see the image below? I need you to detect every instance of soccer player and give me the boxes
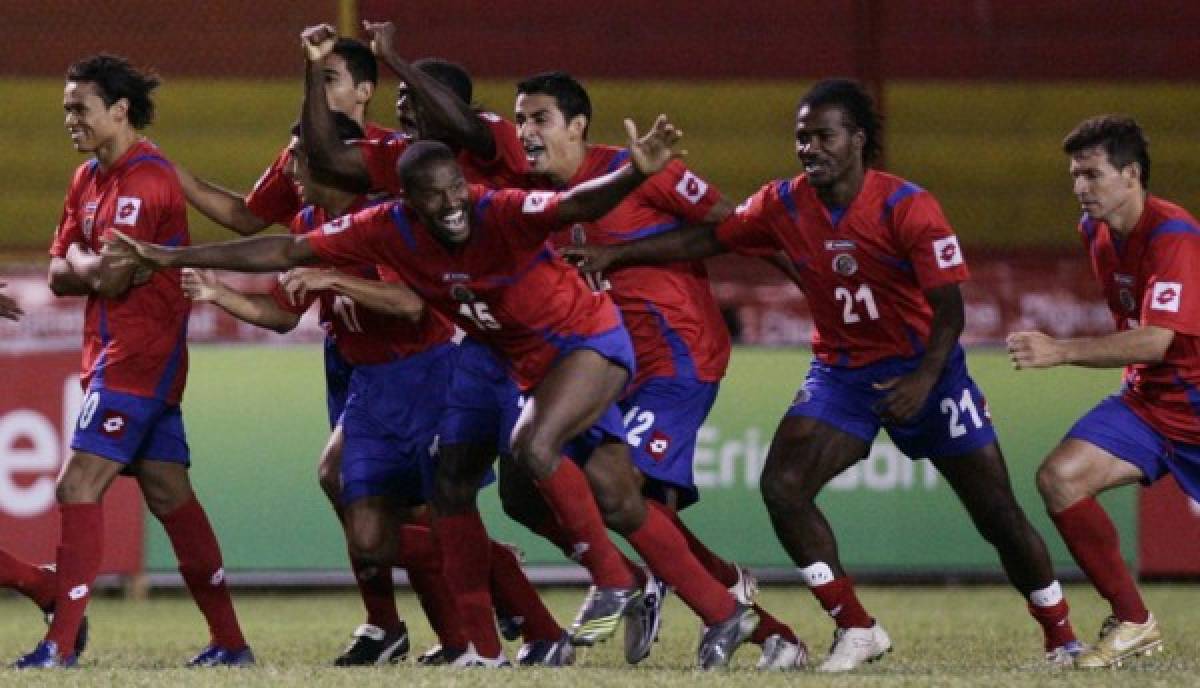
[104,119,759,670]
[563,79,1081,671]
[1007,115,1198,668]
[508,71,807,670]
[0,282,23,319]
[13,54,251,669]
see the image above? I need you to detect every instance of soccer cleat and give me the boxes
[697,603,759,670]
[416,643,466,666]
[756,633,809,671]
[333,623,410,666]
[12,640,77,669]
[516,631,576,667]
[187,643,256,668]
[568,585,642,646]
[1045,639,1086,667]
[37,564,90,659]
[729,564,759,606]
[1075,614,1162,669]
[624,570,668,664]
[816,622,892,672]
[449,643,511,668]
[495,542,527,641]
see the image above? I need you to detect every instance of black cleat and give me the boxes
[333,623,409,667]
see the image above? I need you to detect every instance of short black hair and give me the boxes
[413,58,473,104]
[291,112,364,143]
[332,37,378,85]
[516,71,592,137]
[66,54,160,129]
[797,79,883,165]
[1062,115,1150,187]
[397,140,460,190]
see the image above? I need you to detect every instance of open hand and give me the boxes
[873,371,937,424]
[102,229,168,270]
[558,244,619,274]
[180,268,223,303]
[280,267,337,306]
[626,115,685,177]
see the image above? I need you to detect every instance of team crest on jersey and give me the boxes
[114,197,142,226]
[321,216,352,235]
[675,171,708,204]
[522,191,553,214]
[1150,281,1182,313]
[449,283,475,303]
[1118,288,1137,313]
[824,239,856,251]
[832,253,858,276]
[1113,273,1135,287]
[933,236,964,269]
[646,430,671,461]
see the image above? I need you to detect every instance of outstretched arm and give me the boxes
[363,20,494,159]
[182,268,301,333]
[1007,325,1174,369]
[103,229,319,273]
[280,267,426,321]
[300,24,372,193]
[175,165,271,236]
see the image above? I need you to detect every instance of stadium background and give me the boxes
[1,0,1198,587]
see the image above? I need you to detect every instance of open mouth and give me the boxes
[803,160,829,176]
[523,143,547,164]
[439,207,467,234]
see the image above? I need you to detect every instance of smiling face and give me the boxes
[406,158,471,243]
[63,80,123,153]
[1069,145,1141,222]
[514,92,586,177]
[794,103,864,190]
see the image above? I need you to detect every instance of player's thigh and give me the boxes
[1037,438,1145,511]
[514,349,629,453]
[762,415,871,501]
[583,439,646,514]
[931,442,1026,518]
[57,451,125,503]
[133,459,195,517]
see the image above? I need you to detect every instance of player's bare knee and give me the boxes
[1035,455,1087,510]
[512,433,560,480]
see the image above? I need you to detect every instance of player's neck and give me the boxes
[1104,190,1147,237]
[816,168,866,208]
[548,143,588,187]
[349,105,367,127]
[321,192,358,218]
[94,129,140,170]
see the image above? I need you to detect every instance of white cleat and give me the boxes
[1044,639,1086,668]
[756,633,809,671]
[816,622,892,672]
[1076,613,1162,669]
[449,643,511,668]
[729,564,759,606]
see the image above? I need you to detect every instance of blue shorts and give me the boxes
[619,376,720,509]
[324,338,355,429]
[785,345,996,460]
[548,323,637,384]
[340,343,457,506]
[71,386,189,466]
[1067,395,1200,501]
[439,338,521,455]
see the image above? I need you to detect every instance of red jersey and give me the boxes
[271,200,455,366]
[245,122,394,227]
[1081,195,1200,444]
[539,146,730,386]
[49,140,191,403]
[358,112,528,194]
[716,169,969,367]
[306,185,623,389]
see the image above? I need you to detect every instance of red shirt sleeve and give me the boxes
[245,147,302,227]
[466,113,529,186]
[714,182,784,257]
[49,165,89,257]
[636,160,722,223]
[893,191,970,290]
[482,186,564,250]
[305,203,397,268]
[358,135,408,196]
[1142,231,1200,336]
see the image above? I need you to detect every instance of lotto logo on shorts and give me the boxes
[647,430,671,461]
[933,236,963,269]
[1151,281,1182,312]
[114,197,142,226]
[100,410,129,439]
[675,171,708,204]
[522,191,553,214]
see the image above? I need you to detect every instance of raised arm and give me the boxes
[280,267,426,321]
[103,229,319,274]
[175,165,271,236]
[300,25,372,193]
[1007,325,1174,370]
[363,20,494,159]
[182,268,301,333]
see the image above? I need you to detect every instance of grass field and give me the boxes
[1,585,1197,685]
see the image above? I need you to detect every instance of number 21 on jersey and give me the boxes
[835,284,879,323]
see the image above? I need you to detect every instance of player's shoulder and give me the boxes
[868,169,930,210]
[120,142,179,183]
[589,144,631,173]
[1145,196,1200,243]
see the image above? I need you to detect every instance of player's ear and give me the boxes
[851,127,866,154]
[1121,161,1141,188]
[110,97,130,123]
[568,114,589,140]
[356,80,374,105]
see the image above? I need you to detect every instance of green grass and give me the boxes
[2,585,1197,685]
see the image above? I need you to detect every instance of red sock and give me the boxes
[350,557,401,632]
[159,496,247,650]
[396,524,466,648]
[432,511,502,657]
[534,459,635,588]
[0,547,56,610]
[45,503,103,654]
[1029,601,1077,650]
[1051,497,1148,623]
[810,577,873,629]
[660,505,742,587]
[750,606,799,645]
[626,504,735,625]
[489,540,561,642]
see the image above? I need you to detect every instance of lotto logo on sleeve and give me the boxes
[100,410,129,439]
[321,216,352,235]
[646,430,671,461]
[114,197,142,226]
[933,236,964,269]
[1151,281,1183,312]
[675,171,708,204]
[522,191,553,214]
